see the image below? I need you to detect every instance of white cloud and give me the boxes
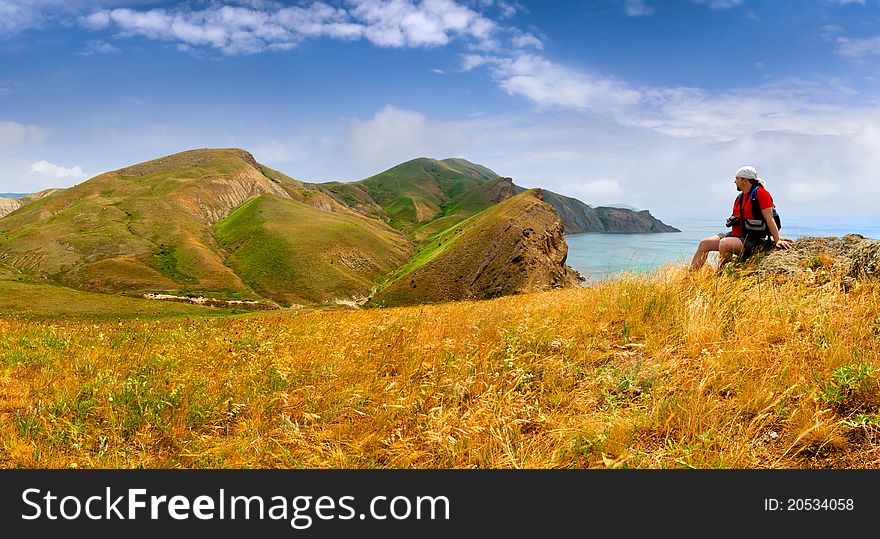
[624,0,655,17]
[77,39,121,55]
[73,1,500,55]
[0,0,131,37]
[571,179,623,203]
[619,81,866,141]
[350,0,496,48]
[510,32,542,49]
[78,9,111,30]
[691,0,744,9]
[29,160,86,179]
[476,53,642,110]
[461,52,492,70]
[0,157,88,192]
[252,142,307,164]
[836,35,880,58]
[0,0,51,37]
[0,121,48,148]
[347,105,450,168]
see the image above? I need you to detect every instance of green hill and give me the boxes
[0,149,409,305]
[215,194,410,306]
[319,157,499,232]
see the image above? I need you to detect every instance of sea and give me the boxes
[565,213,880,283]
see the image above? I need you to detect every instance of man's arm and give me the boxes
[762,207,791,249]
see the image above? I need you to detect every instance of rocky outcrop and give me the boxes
[491,177,518,204]
[371,189,583,307]
[746,234,880,284]
[177,169,291,225]
[0,198,20,219]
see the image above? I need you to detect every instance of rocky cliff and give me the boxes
[371,189,583,307]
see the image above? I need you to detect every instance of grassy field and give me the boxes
[1,265,878,468]
[0,278,241,321]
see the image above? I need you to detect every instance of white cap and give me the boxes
[735,165,765,186]
[735,165,759,180]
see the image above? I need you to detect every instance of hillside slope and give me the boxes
[0,149,407,302]
[319,157,498,231]
[370,189,582,307]
[0,189,65,219]
[215,194,411,306]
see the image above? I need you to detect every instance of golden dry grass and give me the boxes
[1,265,879,469]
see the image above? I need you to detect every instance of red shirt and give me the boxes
[731,186,773,237]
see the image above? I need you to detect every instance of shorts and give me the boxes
[716,232,772,260]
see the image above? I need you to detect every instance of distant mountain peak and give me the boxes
[117,148,258,177]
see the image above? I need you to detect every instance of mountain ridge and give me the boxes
[0,148,676,307]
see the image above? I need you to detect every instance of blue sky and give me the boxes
[2,0,880,219]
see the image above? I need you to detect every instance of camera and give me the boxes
[725,216,741,228]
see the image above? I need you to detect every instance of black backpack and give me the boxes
[738,185,781,238]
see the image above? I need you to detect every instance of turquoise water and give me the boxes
[566,214,880,283]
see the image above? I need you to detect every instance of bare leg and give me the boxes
[718,236,744,268]
[690,236,722,270]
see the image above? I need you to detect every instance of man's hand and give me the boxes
[775,239,792,249]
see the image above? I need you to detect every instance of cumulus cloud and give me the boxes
[466,53,642,110]
[0,0,52,37]
[0,0,132,38]
[624,0,655,17]
[510,32,542,49]
[29,160,87,179]
[0,121,48,148]
[347,105,448,168]
[74,1,499,55]
[0,157,88,192]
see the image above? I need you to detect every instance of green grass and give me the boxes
[215,194,410,306]
[0,279,237,321]
[352,158,498,231]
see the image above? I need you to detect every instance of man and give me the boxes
[690,166,792,270]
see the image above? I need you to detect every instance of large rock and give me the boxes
[746,234,880,282]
